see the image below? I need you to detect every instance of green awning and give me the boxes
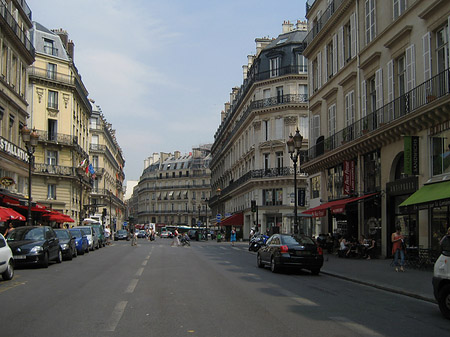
[399,180,450,207]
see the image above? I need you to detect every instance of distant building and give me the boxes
[209,21,309,239]
[88,100,126,230]
[131,146,211,229]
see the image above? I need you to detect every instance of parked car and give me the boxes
[68,228,88,255]
[433,231,450,319]
[0,233,14,280]
[137,230,147,238]
[90,224,106,247]
[54,229,77,260]
[77,226,99,250]
[114,229,129,241]
[6,226,62,268]
[257,234,324,274]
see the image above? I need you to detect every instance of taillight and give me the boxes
[317,246,323,255]
[280,245,289,253]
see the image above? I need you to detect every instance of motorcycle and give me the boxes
[180,236,191,246]
[248,234,268,252]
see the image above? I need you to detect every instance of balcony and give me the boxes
[29,67,74,86]
[16,0,32,20]
[90,144,107,152]
[35,164,77,177]
[35,130,76,146]
[0,4,34,58]
[305,68,450,164]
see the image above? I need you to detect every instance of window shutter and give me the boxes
[309,60,313,95]
[338,26,344,69]
[423,32,431,81]
[361,80,367,117]
[323,46,328,83]
[375,68,383,110]
[350,91,355,124]
[387,60,394,119]
[350,12,356,58]
[313,115,320,144]
[333,34,338,75]
[317,51,322,88]
[405,44,416,91]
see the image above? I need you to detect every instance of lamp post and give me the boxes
[21,126,39,226]
[287,129,303,235]
[216,187,221,231]
[76,166,85,226]
[204,198,209,232]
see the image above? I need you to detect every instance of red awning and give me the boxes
[303,193,378,218]
[43,211,73,223]
[0,206,26,222]
[220,213,243,226]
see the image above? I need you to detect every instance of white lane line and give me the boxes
[142,260,148,266]
[330,317,384,336]
[104,301,127,332]
[278,289,319,306]
[125,279,139,293]
[136,267,144,277]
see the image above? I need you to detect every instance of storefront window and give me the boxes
[263,188,283,206]
[363,150,381,192]
[431,206,449,251]
[394,195,417,249]
[431,135,450,176]
[311,176,320,199]
[327,165,343,199]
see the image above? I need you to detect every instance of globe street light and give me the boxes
[21,126,39,226]
[287,129,303,234]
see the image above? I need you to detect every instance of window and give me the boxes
[311,176,320,199]
[397,55,406,96]
[275,118,283,140]
[48,90,58,109]
[345,91,355,126]
[276,152,283,174]
[46,150,57,165]
[436,24,449,74]
[298,84,308,101]
[368,76,376,114]
[365,0,376,44]
[47,63,57,80]
[263,188,283,206]
[270,57,279,77]
[43,38,58,56]
[276,86,284,103]
[263,120,270,141]
[310,114,320,145]
[264,153,270,171]
[326,36,337,78]
[297,54,307,73]
[8,114,14,140]
[432,136,450,176]
[47,184,56,199]
[393,0,406,20]
[90,118,98,129]
[48,119,57,141]
[328,104,336,137]
[341,13,356,66]
[263,89,271,107]
[92,155,99,169]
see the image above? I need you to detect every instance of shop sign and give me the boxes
[0,176,15,187]
[298,188,305,206]
[343,160,355,195]
[0,136,28,163]
[404,136,419,175]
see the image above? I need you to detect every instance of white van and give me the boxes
[433,235,450,319]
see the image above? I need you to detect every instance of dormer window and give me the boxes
[270,57,279,77]
[43,38,58,56]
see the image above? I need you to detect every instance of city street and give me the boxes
[0,238,448,337]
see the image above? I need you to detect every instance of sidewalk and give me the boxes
[321,252,435,303]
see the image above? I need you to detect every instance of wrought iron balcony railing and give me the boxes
[0,4,34,57]
[29,66,74,85]
[35,164,74,176]
[306,68,450,162]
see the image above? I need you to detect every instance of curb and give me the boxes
[321,270,436,304]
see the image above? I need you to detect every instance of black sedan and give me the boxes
[54,229,77,260]
[257,234,324,274]
[6,226,62,268]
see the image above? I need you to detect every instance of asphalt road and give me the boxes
[0,238,448,337]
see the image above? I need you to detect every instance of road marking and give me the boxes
[104,301,128,332]
[136,267,144,277]
[142,260,148,266]
[278,289,319,306]
[0,280,27,293]
[330,316,384,336]
[125,279,139,293]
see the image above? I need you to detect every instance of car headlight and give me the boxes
[61,244,69,249]
[30,246,43,254]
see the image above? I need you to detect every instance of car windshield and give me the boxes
[282,235,315,245]
[69,229,82,238]
[80,228,91,235]
[118,230,127,235]
[55,230,70,239]
[7,227,45,241]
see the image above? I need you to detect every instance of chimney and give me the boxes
[174,151,181,159]
[255,38,271,57]
[247,55,254,68]
[296,20,307,31]
[67,40,75,60]
[242,65,248,80]
[282,20,294,34]
[52,28,69,50]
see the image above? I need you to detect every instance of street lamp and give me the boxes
[21,126,39,226]
[204,198,209,232]
[287,129,303,235]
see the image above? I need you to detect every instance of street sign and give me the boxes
[216,214,221,222]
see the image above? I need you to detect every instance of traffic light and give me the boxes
[102,208,107,217]
[251,200,257,212]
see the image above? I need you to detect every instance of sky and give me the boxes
[27,0,307,182]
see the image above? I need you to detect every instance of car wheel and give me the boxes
[257,253,264,268]
[41,252,49,268]
[270,256,279,273]
[310,268,320,275]
[67,252,73,261]
[73,247,77,258]
[2,259,14,280]
[78,248,84,255]
[438,284,450,319]
[56,249,63,263]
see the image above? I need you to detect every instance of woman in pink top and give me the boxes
[391,225,405,272]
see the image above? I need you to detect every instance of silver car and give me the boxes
[0,233,14,280]
[77,226,99,250]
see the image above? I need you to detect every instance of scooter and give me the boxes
[180,236,190,246]
[248,234,268,251]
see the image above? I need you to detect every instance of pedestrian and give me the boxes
[171,228,180,247]
[230,227,236,246]
[104,225,111,245]
[440,226,450,251]
[392,225,405,272]
[130,226,137,246]
[3,220,14,236]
